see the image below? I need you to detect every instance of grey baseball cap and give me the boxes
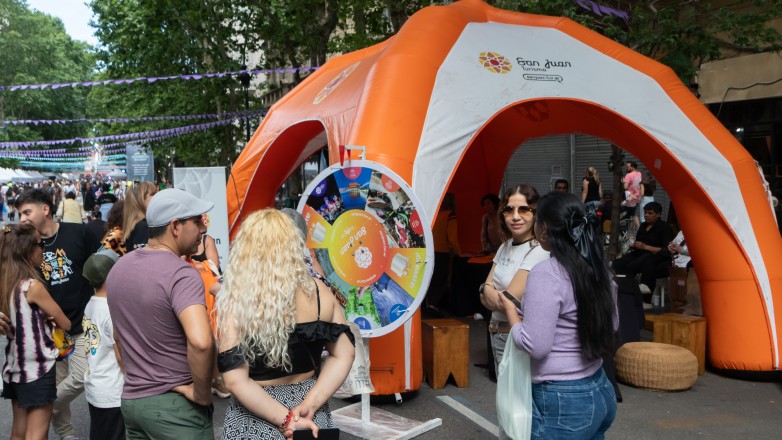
[146,188,214,228]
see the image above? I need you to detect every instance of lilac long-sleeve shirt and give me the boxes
[510,258,618,383]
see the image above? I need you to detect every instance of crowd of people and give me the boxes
[1,177,170,227]
[0,161,702,440]
[420,162,697,438]
[1,184,355,440]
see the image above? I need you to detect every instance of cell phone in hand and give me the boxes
[501,290,521,309]
[292,428,340,440]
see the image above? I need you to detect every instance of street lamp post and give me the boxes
[238,65,251,142]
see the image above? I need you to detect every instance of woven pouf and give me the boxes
[615,342,698,391]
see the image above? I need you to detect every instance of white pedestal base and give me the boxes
[332,401,441,440]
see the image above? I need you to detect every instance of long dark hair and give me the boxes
[0,224,44,317]
[536,192,615,360]
[106,200,125,230]
[498,184,540,240]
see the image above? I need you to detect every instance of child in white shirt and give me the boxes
[82,249,125,440]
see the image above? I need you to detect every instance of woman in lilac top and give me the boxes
[501,192,618,439]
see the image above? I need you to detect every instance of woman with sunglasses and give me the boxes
[500,192,618,439]
[479,184,549,436]
[1,223,71,440]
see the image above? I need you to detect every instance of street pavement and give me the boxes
[2,314,782,439]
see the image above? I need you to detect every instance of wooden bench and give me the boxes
[422,319,469,389]
[645,313,707,374]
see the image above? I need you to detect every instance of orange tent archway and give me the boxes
[228,0,782,384]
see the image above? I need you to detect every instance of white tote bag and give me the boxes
[334,322,375,398]
[496,336,533,440]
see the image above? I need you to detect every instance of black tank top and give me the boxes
[217,283,355,380]
[584,177,600,202]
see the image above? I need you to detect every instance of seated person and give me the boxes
[668,230,691,269]
[597,190,613,226]
[611,201,673,290]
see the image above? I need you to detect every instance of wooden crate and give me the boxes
[651,313,707,375]
[421,319,469,389]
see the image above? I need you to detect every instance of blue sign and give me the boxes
[126,144,155,182]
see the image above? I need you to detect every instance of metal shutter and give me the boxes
[502,134,673,220]
[504,135,571,195]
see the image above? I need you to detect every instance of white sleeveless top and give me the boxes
[2,279,58,383]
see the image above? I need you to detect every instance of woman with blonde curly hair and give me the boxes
[216,209,355,439]
[122,181,157,251]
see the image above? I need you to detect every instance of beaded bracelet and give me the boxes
[278,408,295,433]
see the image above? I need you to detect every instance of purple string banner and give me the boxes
[0,67,318,92]
[575,0,630,20]
[0,110,265,149]
[15,154,128,162]
[3,109,263,126]
[1,148,126,159]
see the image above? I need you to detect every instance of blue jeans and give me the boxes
[531,368,616,440]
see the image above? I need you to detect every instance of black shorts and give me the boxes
[1,364,57,408]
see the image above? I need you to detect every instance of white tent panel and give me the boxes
[411,22,775,363]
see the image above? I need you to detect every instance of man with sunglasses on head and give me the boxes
[106,189,215,439]
[15,188,101,440]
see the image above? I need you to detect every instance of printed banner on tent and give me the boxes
[173,167,230,270]
[126,145,155,182]
[298,160,433,338]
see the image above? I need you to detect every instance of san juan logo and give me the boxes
[41,248,74,286]
[313,62,360,105]
[479,52,512,74]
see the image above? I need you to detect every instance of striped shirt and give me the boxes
[2,279,58,384]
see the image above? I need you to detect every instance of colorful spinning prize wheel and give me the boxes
[298,160,434,338]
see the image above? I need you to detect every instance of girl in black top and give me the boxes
[122,182,157,251]
[582,166,603,213]
[216,209,355,439]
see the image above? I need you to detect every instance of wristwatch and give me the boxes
[479,282,489,294]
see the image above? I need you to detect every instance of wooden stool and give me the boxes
[616,342,698,391]
[422,319,469,389]
[651,313,707,374]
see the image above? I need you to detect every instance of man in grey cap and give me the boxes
[106,189,215,439]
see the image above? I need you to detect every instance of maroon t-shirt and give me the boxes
[106,248,205,399]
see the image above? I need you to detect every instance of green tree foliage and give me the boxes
[85,0,782,174]
[88,0,258,169]
[0,0,93,144]
[494,0,782,82]
[0,157,20,168]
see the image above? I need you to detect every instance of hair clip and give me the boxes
[2,225,11,233]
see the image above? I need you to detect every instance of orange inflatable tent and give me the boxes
[228,0,782,383]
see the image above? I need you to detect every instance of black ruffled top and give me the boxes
[217,284,356,381]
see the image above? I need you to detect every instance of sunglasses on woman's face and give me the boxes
[502,205,536,216]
